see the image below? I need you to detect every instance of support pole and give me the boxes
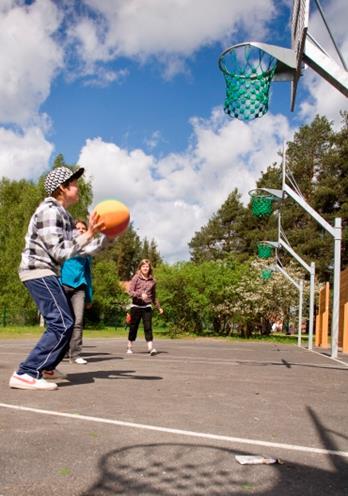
[281,144,342,357]
[331,217,342,358]
[298,280,304,347]
[308,262,315,351]
[275,261,303,348]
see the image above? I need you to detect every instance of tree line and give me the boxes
[0,113,346,335]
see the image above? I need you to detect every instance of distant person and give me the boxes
[127,259,163,355]
[9,166,115,391]
[283,320,291,335]
[271,319,282,333]
[60,219,93,365]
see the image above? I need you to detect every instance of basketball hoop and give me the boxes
[249,189,278,218]
[257,242,273,259]
[218,43,277,121]
[261,268,273,280]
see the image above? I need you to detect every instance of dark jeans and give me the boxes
[18,276,74,378]
[128,306,153,342]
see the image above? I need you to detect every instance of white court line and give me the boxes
[1,402,347,459]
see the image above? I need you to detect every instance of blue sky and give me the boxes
[0,0,347,262]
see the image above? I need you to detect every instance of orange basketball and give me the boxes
[93,199,130,237]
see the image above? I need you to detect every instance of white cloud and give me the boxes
[0,126,53,180]
[1,0,342,264]
[70,0,276,77]
[0,0,63,126]
[78,109,291,262]
[297,0,348,125]
[144,130,162,150]
[78,137,155,206]
[299,70,348,125]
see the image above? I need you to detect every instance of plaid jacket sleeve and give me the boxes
[20,198,115,273]
[36,202,82,263]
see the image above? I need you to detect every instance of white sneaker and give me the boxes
[42,368,66,380]
[73,357,87,364]
[9,372,58,391]
[149,348,157,356]
[126,348,133,354]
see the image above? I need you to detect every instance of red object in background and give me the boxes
[126,313,132,324]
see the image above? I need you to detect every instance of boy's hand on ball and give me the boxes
[87,212,105,239]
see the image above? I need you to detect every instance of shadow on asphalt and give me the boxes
[80,352,113,357]
[59,370,163,387]
[129,351,168,356]
[81,443,347,496]
[234,359,347,371]
[81,356,123,364]
[80,407,348,496]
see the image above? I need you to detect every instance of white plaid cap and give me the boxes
[44,167,84,196]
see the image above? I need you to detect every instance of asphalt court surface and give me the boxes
[0,337,347,495]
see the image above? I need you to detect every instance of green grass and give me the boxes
[0,325,308,344]
[0,325,126,339]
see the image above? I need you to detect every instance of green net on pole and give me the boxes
[251,195,274,217]
[257,243,273,259]
[261,268,273,280]
[218,44,277,121]
[249,189,278,218]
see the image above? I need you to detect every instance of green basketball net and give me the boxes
[249,190,275,218]
[252,196,274,217]
[218,43,277,121]
[261,268,273,280]
[257,243,273,259]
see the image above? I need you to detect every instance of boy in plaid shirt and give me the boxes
[9,166,114,390]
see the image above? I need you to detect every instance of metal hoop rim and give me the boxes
[248,189,276,199]
[218,42,277,77]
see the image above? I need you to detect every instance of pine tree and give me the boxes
[95,223,142,281]
[189,189,246,262]
[241,115,346,281]
[149,238,162,267]
[141,237,150,259]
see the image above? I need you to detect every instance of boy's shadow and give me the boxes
[135,351,168,356]
[59,369,163,387]
[81,355,121,364]
[64,353,120,364]
[80,352,112,357]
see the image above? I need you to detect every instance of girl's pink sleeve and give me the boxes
[128,276,139,297]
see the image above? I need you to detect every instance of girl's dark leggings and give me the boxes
[128,306,153,342]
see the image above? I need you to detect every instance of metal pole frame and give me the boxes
[262,235,313,349]
[275,263,304,347]
[281,147,342,358]
[276,235,315,351]
[252,146,342,358]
